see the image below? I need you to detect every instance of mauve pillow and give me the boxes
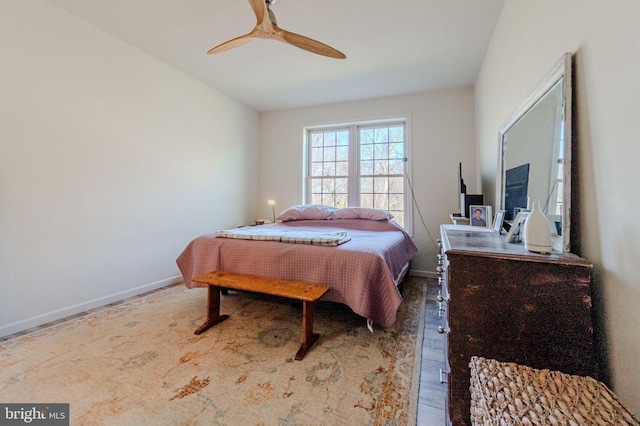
[330,207,394,220]
[277,205,338,221]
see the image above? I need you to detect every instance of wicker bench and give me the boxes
[469,356,639,425]
[192,271,329,361]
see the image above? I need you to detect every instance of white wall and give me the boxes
[258,90,477,274]
[475,0,640,413]
[0,0,259,336]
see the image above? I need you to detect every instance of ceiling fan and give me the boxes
[207,0,346,59]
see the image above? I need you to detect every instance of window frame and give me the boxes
[302,117,413,235]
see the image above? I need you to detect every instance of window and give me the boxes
[305,120,411,231]
[308,128,350,208]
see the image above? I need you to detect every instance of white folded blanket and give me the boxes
[215,227,351,246]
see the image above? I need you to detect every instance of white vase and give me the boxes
[523,201,552,254]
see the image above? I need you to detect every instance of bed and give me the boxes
[176,205,418,328]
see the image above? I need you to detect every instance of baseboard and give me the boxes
[0,275,184,339]
[409,269,437,279]
[2,270,437,339]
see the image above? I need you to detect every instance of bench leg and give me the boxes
[295,300,320,361]
[194,285,229,335]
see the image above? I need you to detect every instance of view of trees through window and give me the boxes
[309,128,349,208]
[307,122,408,228]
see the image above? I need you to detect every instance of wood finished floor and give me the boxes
[415,276,447,425]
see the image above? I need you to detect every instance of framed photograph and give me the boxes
[493,210,506,233]
[469,205,492,228]
[505,211,530,243]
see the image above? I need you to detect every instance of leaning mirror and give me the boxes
[497,53,573,253]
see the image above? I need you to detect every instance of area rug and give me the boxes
[0,278,427,425]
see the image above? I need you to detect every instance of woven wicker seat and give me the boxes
[469,356,639,426]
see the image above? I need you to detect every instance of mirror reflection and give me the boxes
[498,53,572,253]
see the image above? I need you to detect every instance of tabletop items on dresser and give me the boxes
[436,224,597,426]
[522,201,553,254]
[449,214,470,226]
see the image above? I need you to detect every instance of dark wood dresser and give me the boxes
[437,225,598,426]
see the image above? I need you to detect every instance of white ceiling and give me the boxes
[45,0,505,112]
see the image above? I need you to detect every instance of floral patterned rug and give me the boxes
[0,277,426,425]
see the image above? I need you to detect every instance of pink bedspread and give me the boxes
[176,219,417,327]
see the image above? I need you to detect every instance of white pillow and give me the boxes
[330,207,394,221]
[276,205,338,221]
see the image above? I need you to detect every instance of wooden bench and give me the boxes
[191,271,329,361]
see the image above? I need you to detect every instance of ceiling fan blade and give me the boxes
[207,32,256,55]
[277,29,346,59]
[248,0,268,25]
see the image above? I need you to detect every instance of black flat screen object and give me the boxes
[463,194,484,218]
[458,162,466,195]
[457,162,469,216]
[504,163,530,221]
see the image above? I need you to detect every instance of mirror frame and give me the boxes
[496,53,573,253]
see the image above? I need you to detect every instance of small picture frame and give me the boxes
[493,210,506,233]
[505,211,530,243]
[469,205,492,228]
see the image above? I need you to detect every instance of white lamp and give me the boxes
[267,199,276,223]
[523,201,552,254]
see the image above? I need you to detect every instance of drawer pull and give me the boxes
[436,294,449,302]
[437,325,449,334]
[439,368,448,384]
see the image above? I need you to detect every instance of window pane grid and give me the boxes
[308,129,349,209]
[306,123,408,229]
[310,177,348,208]
[358,124,406,227]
